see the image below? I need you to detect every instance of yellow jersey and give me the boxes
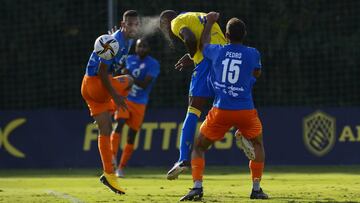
[171,12,226,64]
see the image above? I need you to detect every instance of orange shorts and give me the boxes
[81,75,131,116]
[114,100,146,131]
[200,107,262,141]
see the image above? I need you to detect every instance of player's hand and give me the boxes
[175,54,194,71]
[107,26,118,35]
[206,12,219,24]
[113,94,128,111]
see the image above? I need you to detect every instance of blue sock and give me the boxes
[178,111,200,162]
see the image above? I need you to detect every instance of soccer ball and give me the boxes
[94,34,119,60]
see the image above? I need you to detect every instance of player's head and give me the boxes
[121,10,140,39]
[159,10,177,39]
[225,18,247,43]
[135,38,150,58]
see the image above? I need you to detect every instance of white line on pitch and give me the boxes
[46,190,84,203]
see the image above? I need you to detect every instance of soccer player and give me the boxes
[159,10,226,180]
[179,13,269,201]
[110,38,160,178]
[80,10,139,194]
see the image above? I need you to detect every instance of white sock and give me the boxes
[253,179,260,191]
[193,180,202,188]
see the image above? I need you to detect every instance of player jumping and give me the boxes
[179,12,269,201]
[159,10,226,180]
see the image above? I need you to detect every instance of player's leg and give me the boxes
[236,109,268,199]
[180,107,229,201]
[248,134,268,199]
[110,76,132,174]
[116,127,137,177]
[116,101,146,177]
[93,111,126,194]
[167,59,213,180]
[110,119,126,169]
[180,133,212,201]
[81,75,126,194]
[167,96,208,180]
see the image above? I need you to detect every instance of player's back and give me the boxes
[126,55,160,104]
[85,30,133,76]
[205,44,261,110]
[171,12,226,64]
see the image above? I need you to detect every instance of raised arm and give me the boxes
[200,12,219,51]
[179,27,197,57]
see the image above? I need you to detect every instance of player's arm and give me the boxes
[174,28,197,71]
[98,62,127,110]
[253,49,262,78]
[132,75,153,89]
[179,27,197,57]
[200,12,219,50]
[253,69,261,78]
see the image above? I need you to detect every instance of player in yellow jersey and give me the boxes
[160,10,226,180]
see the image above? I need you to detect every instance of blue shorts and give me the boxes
[189,58,214,97]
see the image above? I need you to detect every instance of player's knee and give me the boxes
[98,125,112,136]
[194,136,211,151]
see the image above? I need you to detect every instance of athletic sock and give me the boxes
[191,157,205,183]
[193,180,203,189]
[249,160,264,191]
[119,144,134,168]
[179,107,201,162]
[110,132,121,158]
[98,135,113,174]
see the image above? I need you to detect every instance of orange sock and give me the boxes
[119,144,134,168]
[191,158,205,181]
[249,160,264,181]
[98,135,113,174]
[110,132,121,158]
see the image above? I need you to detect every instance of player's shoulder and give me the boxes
[146,56,160,67]
[244,45,260,53]
[248,46,260,55]
[206,43,225,51]
[112,30,126,45]
[112,30,122,39]
[127,54,137,61]
[234,45,260,56]
[174,12,205,22]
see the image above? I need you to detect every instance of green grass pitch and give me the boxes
[0,166,359,202]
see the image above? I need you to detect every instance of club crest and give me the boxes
[303,110,336,157]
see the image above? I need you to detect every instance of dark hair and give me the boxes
[160,10,177,21]
[137,37,149,47]
[226,18,246,42]
[123,10,138,21]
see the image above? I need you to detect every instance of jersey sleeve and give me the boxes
[254,48,262,69]
[147,60,160,78]
[203,44,222,61]
[171,17,186,40]
[100,57,114,66]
